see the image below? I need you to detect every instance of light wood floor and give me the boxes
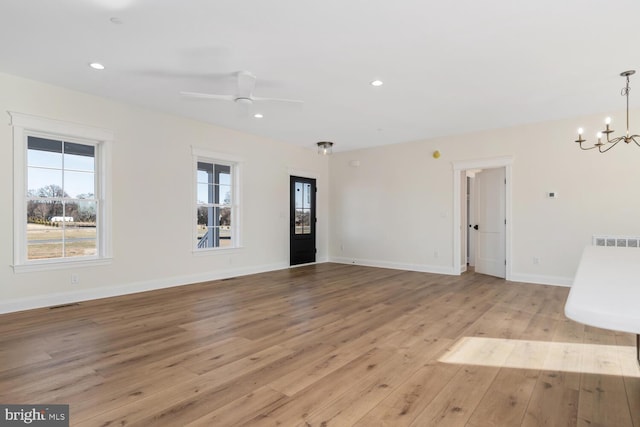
[1,264,638,426]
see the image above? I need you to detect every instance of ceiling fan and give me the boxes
[180,71,303,113]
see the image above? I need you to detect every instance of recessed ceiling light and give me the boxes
[370,80,383,87]
[253,113,264,118]
[89,62,105,70]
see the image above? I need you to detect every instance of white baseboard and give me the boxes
[0,262,289,314]
[508,273,573,287]
[1,261,573,314]
[329,257,573,287]
[329,256,457,275]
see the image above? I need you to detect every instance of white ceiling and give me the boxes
[1,0,639,153]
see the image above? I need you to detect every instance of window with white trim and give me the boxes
[10,112,113,271]
[193,149,240,250]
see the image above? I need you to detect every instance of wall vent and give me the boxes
[593,235,640,248]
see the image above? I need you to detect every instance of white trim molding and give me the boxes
[329,256,457,275]
[0,261,289,314]
[191,146,244,253]
[9,111,114,272]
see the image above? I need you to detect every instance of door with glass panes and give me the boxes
[290,176,316,265]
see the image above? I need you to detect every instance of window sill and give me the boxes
[13,257,113,273]
[192,247,243,256]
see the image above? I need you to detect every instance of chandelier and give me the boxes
[575,70,640,152]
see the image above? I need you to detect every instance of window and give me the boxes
[10,112,113,271]
[193,149,241,251]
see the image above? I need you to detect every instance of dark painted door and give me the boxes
[290,176,316,265]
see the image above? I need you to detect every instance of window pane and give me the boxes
[64,145,94,172]
[27,219,63,260]
[197,227,218,249]
[28,168,63,197]
[220,226,232,248]
[196,224,208,248]
[218,184,232,204]
[303,183,311,208]
[197,169,209,184]
[301,209,311,234]
[28,148,62,169]
[197,183,210,204]
[220,207,231,226]
[64,170,95,198]
[295,182,303,208]
[27,137,62,168]
[64,224,96,257]
[295,209,311,234]
[69,200,97,224]
[27,200,62,222]
[195,205,233,249]
[218,172,231,186]
[65,239,97,257]
[197,162,213,176]
[28,242,63,260]
[197,206,210,226]
[66,171,95,199]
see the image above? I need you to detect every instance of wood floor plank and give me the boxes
[409,364,501,427]
[353,361,461,427]
[0,263,636,426]
[184,386,288,427]
[576,328,634,427]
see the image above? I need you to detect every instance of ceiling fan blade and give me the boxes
[179,91,235,101]
[252,96,304,104]
[236,71,257,98]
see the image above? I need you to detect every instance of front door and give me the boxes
[290,176,316,265]
[474,168,506,278]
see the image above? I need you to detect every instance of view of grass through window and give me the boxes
[26,136,97,260]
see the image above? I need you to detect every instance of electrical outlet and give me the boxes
[434,250,439,258]
[71,273,79,284]
[533,257,540,265]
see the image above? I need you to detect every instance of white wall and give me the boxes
[329,112,640,286]
[0,73,329,313]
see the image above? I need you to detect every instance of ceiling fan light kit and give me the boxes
[575,70,640,152]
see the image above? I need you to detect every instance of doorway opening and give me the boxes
[290,175,317,266]
[453,156,513,280]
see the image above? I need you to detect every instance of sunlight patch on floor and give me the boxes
[438,336,640,377]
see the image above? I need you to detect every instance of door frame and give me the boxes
[288,169,319,266]
[452,156,513,279]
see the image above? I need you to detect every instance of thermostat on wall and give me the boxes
[547,192,558,199]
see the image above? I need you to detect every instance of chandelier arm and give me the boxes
[598,139,622,153]
[577,141,597,150]
[606,135,625,145]
[605,131,619,143]
[631,136,640,148]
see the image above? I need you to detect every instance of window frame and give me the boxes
[10,112,113,272]
[192,147,242,253]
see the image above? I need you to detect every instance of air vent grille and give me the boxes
[593,235,640,248]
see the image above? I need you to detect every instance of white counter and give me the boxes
[565,245,640,335]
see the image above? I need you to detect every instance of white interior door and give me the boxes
[467,176,476,267]
[474,168,506,278]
